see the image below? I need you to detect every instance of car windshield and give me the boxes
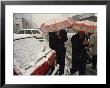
[25,30,32,34]
[17,30,25,34]
[39,40,44,42]
[32,30,40,34]
[16,30,41,35]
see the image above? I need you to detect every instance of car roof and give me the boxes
[21,29,43,33]
[21,29,39,30]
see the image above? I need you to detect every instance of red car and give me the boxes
[14,33,56,75]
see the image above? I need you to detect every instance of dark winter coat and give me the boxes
[71,33,87,59]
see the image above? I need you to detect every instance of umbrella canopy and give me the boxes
[70,20,97,33]
[40,17,73,33]
[40,17,97,33]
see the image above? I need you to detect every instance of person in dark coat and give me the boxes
[49,29,68,75]
[71,31,88,75]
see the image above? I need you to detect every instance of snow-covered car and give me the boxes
[13,35,56,75]
[15,29,44,39]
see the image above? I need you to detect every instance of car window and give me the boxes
[39,40,44,42]
[32,30,40,34]
[17,30,25,34]
[25,30,32,34]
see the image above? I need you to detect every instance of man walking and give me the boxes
[49,29,68,75]
[89,33,97,70]
[71,31,88,75]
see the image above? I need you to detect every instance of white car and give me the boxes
[15,29,44,39]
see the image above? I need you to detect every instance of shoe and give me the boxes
[73,71,79,75]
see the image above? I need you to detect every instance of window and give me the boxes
[17,30,24,34]
[39,40,44,42]
[25,30,32,34]
[32,30,40,34]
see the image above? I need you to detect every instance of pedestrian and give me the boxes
[89,33,97,70]
[49,29,68,75]
[71,30,88,75]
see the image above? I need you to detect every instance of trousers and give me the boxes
[71,55,86,75]
[56,50,66,75]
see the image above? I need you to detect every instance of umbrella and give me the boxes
[40,17,73,33]
[70,20,97,33]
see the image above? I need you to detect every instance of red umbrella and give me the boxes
[40,17,73,33]
[70,20,97,33]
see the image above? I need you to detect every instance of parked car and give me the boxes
[14,34,56,75]
[15,28,44,39]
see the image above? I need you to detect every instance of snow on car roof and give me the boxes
[21,29,38,30]
[21,29,43,32]
[14,34,33,40]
